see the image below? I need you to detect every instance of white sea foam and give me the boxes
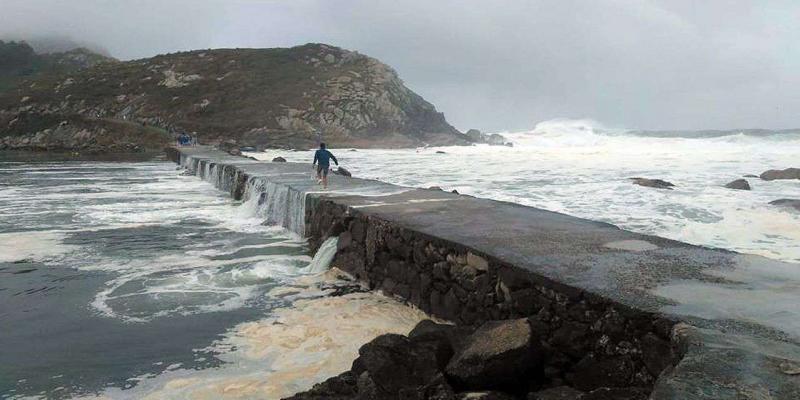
[247,119,800,263]
[0,231,77,263]
[92,270,429,400]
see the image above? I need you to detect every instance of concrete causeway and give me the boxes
[169,147,800,399]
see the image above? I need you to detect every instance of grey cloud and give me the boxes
[1,0,798,131]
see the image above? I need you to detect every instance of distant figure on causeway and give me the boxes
[312,142,338,189]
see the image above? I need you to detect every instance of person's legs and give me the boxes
[321,165,329,189]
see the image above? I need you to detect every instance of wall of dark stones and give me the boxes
[306,197,687,392]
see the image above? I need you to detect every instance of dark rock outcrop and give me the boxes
[272,156,287,162]
[724,179,751,190]
[769,199,800,211]
[464,128,512,146]
[445,318,540,390]
[760,168,800,181]
[630,178,675,190]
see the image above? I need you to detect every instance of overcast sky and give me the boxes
[2,0,798,132]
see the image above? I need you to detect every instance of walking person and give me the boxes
[312,142,338,189]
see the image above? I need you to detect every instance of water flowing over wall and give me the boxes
[179,151,308,236]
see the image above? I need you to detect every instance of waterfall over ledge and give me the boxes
[181,152,309,236]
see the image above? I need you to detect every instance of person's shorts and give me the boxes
[316,164,330,177]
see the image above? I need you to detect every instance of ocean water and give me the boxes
[3,119,800,399]
[251,119,800,264]
[0,159,425,399]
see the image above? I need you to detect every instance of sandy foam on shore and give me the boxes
[87,269,428,400]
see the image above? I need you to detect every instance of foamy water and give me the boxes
[0,160,425,399]
[249,119,800,263]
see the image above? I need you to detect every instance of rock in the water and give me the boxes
[630,177,675,190]
[451,189,459,194]
[429,186,444,191]
[486,133,507,146]
[769,199,800,211]
[436,150,447,154]
[272,156,287,162]
[724,179,751,190]
[527,386,585,400]
[466,129,483,142]
[743,174,758,178]
[760,167,800,181]
[239,146,256,152]
[228,148,242,156]
[335,167,352,177]
[445,318,540,389]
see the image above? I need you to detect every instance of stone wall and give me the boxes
[306,197,686,393]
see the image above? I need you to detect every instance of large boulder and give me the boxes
[630,177,675,190]
[445,318,541,389]
[409,320,472,368]
[486,133,508,146]
[466,129,484,142]
[272,156,287,162]
[760,167,800,181]
[724,179,751,190]
[769,199,800,211]
[353,334,441,397]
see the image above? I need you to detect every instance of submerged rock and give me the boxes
[445,318,540,389]
[272,156,287,162]
[760,167,800,181]
[769,199,800,211]
[724,179,751,190]
[228,148,242,156]
[436,151,447,154]
[630,177,675,190]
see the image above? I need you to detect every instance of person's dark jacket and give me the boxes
[313,149,338,167]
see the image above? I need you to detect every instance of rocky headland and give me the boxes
[0,43,470,153]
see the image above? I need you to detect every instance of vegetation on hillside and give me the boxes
[0,43,468,152]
